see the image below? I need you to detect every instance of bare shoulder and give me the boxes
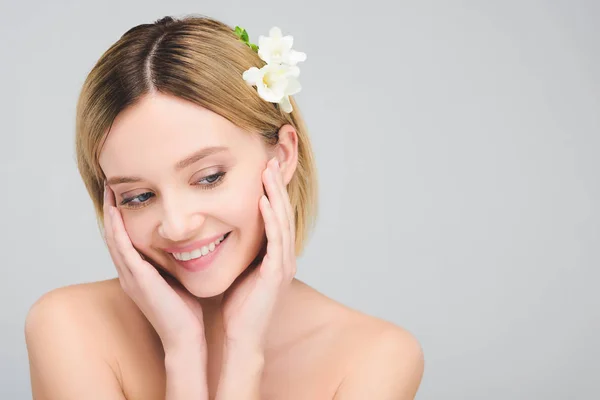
[28,277,125,306]
[332,306,424,399]
[25,277,139,366]
[26,277,124,339]
[25,278,161,399]
[25,278,141,340]
[292,282,424,399]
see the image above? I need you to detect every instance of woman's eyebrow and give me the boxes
[174,146,229,171]
[106,146,229,186]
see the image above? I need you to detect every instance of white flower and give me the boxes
[242,63,301,113]
[258,27,307,66]
[239,26,306,113]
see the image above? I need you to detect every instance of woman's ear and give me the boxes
[274,124,299,185]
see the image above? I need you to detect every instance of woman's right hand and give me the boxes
[102,182,206,352]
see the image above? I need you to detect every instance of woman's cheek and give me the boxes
[226,168,265,214]
[123,214,153,251]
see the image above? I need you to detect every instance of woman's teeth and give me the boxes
[171,234,226,261]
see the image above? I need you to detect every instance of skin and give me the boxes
[24,93,425,399]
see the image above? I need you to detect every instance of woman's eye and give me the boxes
[196,172,225,186]
[120,172,226,209]
[121,192,154,207]
[201,174,219,183]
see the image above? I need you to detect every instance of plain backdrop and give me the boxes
[1,0,598,399]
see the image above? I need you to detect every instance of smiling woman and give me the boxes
[24,14,424,400]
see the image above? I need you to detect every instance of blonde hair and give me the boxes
[75,15,317,254]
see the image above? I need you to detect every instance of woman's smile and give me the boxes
[168,231,232,272]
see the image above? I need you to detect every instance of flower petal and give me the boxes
[268,77,289,97]
[284,77,301,96]
[279,96,293,113]
[283,65,300,78]
[282,35,293,51]
[258,43,274,63]
[258,35,269,49]
[258,49,269,64]
[269,27,283,39]
[286,50,307,65]
[242,67,262,85]
[258,84,285,103]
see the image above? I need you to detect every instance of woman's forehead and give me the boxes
[101,95,257,159]
[109,94,238,143]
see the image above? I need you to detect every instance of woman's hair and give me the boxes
[75,15,317,254]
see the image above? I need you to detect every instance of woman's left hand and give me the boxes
[221,157,297,352]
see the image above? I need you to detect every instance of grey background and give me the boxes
[1,0,598,399]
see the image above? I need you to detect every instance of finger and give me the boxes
[102,182,113,241]
[110,205,153,281]
[259,195,283,281]
[263,161,289,265]
[273,160,296,249]
[103,184,131,280]
[264,160,290,241]
[103,181,118,231]
[270,159,296,273]
[109,208,135,280]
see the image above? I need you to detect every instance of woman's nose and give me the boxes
[158,201,206,242]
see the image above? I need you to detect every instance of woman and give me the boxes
[25,15,424,399]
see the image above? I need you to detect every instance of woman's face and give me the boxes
[99,93,271,298]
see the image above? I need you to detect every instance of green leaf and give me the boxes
[234,26,258,52]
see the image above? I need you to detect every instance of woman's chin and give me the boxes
[180,271,240,299]
[186,283,228,299]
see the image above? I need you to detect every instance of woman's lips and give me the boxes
[170,232,231,272]
[163,231,229,254]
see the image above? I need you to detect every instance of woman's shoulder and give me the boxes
[26,278,118,322]
[26,278,137,325]
[25,278,153,354]
[29,277,123,301]
[331,307,425,398]
[25,278,166,399]
[26,277,155,346]
[287,280,424,397]
[291,279,421,347]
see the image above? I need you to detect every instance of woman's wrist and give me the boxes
[216,342,265,400]
[224,338,264,357]
[164,340,209,400]
[162,327,205,353]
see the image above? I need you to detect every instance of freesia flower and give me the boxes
[237,25,306,113]
[258,27,307,66]
[242,63,301,113]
